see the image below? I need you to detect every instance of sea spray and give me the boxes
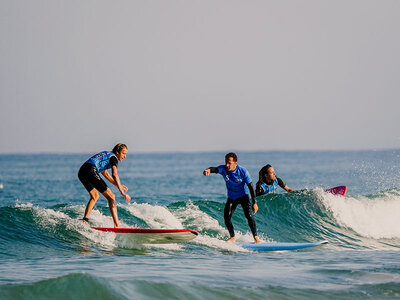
[319,189,400,239]
[123,202,183,229]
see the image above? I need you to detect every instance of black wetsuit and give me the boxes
[209,167,258,238]
[224,194,257,238]
[78,156,118,193]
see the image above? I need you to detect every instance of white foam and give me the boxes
[120,201,262,251]
[173,201,226,233]
[15,203,126,248]
[319,190,400,239]
[119,202,189,250]
[193,234,249,252]
[123,202,183,229]
[15,200,268,252]
[16,203,70,226]
[171,201,268,250]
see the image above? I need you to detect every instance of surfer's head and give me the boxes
[225,152,238,172]
[112,143,128,161]
[259,164,275,183]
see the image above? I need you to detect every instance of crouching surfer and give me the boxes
[256,164,293,197]
[203,152,261,243]
[78,143,131,228]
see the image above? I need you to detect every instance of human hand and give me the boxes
[203,169,210,176]
[124,194,131,203]
[252,203,258,214]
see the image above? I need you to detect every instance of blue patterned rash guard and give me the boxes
[216,164,252,200]
[256,177,286,196]
[85,151,118,173]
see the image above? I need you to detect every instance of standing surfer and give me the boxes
[78,143,131,228]
[256,164,293,196]
[203,152,261,243]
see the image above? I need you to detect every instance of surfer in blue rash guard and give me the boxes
[203,152,261,243]
[78,143,131,228]
[256,164,293,197]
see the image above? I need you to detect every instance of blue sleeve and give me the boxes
[217,165,225,175]
[243,168,252,184]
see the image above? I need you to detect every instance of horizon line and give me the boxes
[0,147,399,155]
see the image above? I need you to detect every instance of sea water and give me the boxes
[1,150,400,299]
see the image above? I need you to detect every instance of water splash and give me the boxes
[319,189,400,239]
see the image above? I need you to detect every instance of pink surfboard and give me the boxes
[91,227,199,244]
[324,185,347,196]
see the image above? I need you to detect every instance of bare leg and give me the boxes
[83,189,99,219]
[102,188,120,228]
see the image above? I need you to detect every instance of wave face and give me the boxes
[1,151,400,298]
[1,187,400,259]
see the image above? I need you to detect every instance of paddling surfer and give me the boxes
[78,143,131,228]
[256,164,293,196]
[203,152,261,243]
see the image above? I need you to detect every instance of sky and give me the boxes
[1,1,399,154]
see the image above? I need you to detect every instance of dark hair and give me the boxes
[258,164,272,183]
[112,143,128,154]
[225,152,238,162]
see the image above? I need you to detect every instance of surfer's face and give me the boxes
[265,167,276,181]
[116,148,128,161]
[225,157,237,172]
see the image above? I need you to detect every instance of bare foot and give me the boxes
[225,237,236,243]
[254,236,261,243]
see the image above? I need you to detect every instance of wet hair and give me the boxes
[258,164,272,184]
[225,152,238,162]
[112,143,128,154]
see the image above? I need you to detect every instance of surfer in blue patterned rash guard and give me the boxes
[78,143,131,228]
[203,152,261,243]
[256,164,293,197]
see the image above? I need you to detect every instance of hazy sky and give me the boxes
[1,1,399,153]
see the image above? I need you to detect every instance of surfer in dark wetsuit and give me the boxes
[256,164,293,197]
[203,152,261,243]
[78,143,131,228]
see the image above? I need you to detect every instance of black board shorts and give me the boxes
[78,163,108,193]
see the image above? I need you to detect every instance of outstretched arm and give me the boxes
[284,185,293,192]
[247,182,258,214]
[203,167,218,176]
[277,177,293,192]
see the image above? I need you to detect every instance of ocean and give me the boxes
[1,150,400,299]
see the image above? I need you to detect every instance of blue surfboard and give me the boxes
[237,240,328,251]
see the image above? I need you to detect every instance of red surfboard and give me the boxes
[91,227,199,244]
[324,185,347,196]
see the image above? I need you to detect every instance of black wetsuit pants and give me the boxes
[224,194,257,238]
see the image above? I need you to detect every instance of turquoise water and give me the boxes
[1,151,400,299]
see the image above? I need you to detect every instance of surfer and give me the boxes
[203,152,261,243]
[256,164,293,196]
[78,143,131,228]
